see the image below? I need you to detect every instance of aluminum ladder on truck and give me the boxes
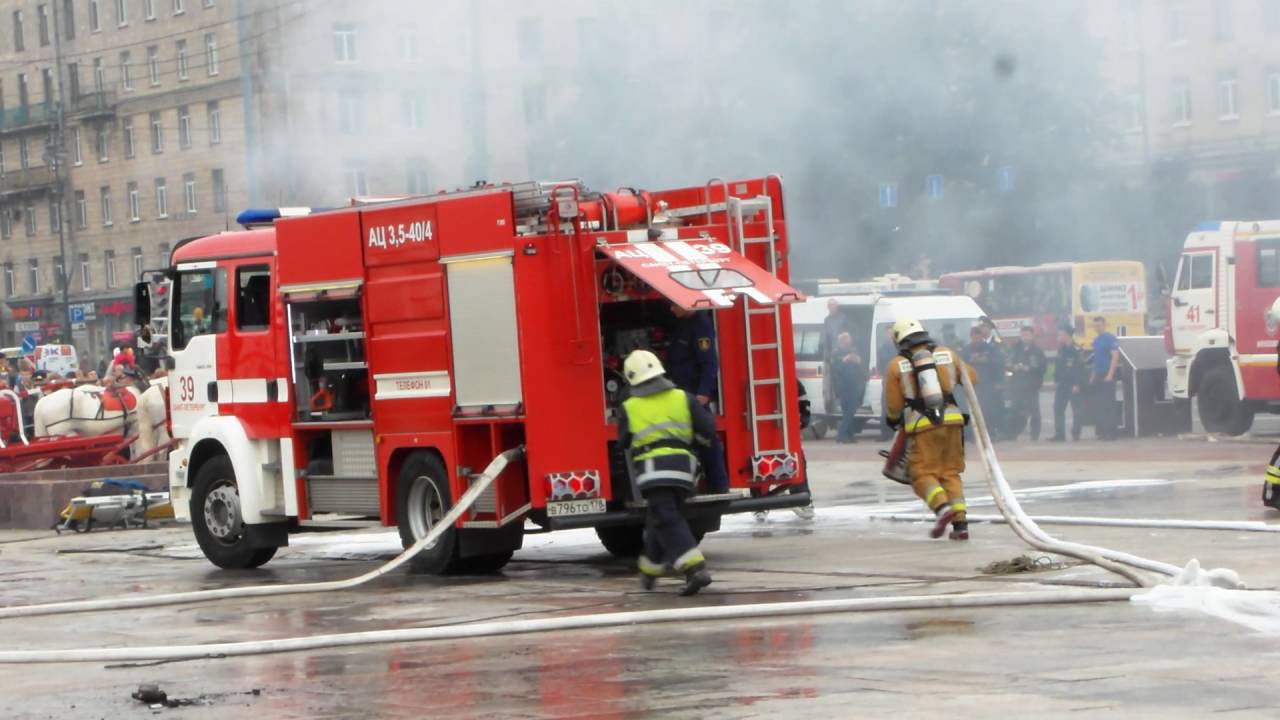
[726,194,792,466]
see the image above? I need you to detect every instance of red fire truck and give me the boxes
[136,176,809,572]
[1166,221,1280,435]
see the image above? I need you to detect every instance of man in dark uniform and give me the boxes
[667,305,729,492]
[1006,326,1046,440]
[1051,326,1085,442]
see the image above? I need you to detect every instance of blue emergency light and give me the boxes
[235,207,317,229]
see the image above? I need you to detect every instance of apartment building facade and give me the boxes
[1091,0,1280,221]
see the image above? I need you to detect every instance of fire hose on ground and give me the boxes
[0,387,1247,663]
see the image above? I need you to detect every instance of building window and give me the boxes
[54,256,64,290]
[24,205,36,236]
[174,0,184,13]
[178,105,191,148]
[42,67,53,107]
[66,63,78,99]
[132,247,143,281]
[211,168,225,212]
[407,157,428,194]
[38,4,50,47]
[338,90,364,133]
[13,10,25,52]
[123,116,135,158]
[202,0,212,7]
[96,124,109,161]
[63,0,74,40]
[183,173,196,214]
[1212,0,1233,41]
[204,33,219,75]
[77,253,89,291]
[48,198,59,231]
[0,210,10,239]
[404,92,425,129]
[518,17,540,59]
[1218,70,1240,121]
[207,101,221,144]
[1167,0,1182,44]
[17,73,27,107]
[120,51,132,90]
[93,57,105,91]
[100,186,112,226]
[343,162,368,196]
[523,84,545,126]
[74,190,86,228]
[18,137,29,169]
[144,0,156,19]
[150,111,163,153]
[104,249,116,288]
[3,264,13,297]
[128,181,140,221]
[398,32,417,62]
[116,0,127,26]
[333,23,357,63]
[147,46,160,86]
[155,178,167,218]
[72,126,83,165]
[89,0,100,31]
[0,144,5,176]
[1172,78,1192,126]
[176,39,189,80]
[28,259,39,295]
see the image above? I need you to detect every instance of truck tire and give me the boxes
[595,525,644,557]
[1199,366,1255,436]
[457,552,515,574]
[396,452,462,574]
[190,455,278,570]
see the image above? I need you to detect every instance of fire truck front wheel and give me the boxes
[396,453,463,574]
[1198,365,1254,436]
[190,455,278,570]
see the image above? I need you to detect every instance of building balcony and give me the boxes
[0,166,58,198]
[0,104,54,134]
[70,91,118,120]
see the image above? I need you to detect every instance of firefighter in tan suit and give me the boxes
[884,319,977,541]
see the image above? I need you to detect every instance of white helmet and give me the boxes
[892,318,929,348]
[623,350,665,386]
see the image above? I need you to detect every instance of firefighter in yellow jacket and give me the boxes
[884,319,977,540]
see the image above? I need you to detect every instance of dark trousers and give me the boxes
[1007,386,1041,440]
[1053,387,1082,440]
[642,487,698,568]
[698,438,729,493]
[836,377,863,441]
[977,385,1005,439]
[1089,380,1118,439]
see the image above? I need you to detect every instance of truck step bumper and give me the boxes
[546,491,812,531]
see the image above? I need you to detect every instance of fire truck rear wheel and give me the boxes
[1199,365,1254,436]
[396,453,462,575]
[190,455,278,570]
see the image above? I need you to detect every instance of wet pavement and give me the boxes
[3,434,1280,718]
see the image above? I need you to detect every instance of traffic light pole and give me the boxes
[49,0,75,346]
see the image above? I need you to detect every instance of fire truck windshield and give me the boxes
[171,268,227,350]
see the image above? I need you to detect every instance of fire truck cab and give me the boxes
[1166,220,1280,435]
[138,176,810,572]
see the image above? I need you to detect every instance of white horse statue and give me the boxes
[32,375,170,458]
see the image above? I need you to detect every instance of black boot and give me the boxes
[680,563,712,596]
[1265,481,1280,511]
[949,520,970,541]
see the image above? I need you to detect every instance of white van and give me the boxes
[793,293,985,438]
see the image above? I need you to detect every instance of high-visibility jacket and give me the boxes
[884,344,976,434]
[622,387,698,493]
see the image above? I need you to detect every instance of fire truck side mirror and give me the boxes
[133,282,152,326]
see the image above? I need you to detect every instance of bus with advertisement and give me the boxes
[938,261,1147,350]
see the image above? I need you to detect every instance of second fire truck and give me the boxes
[1166,220,1280,435]
[137,176,810,572]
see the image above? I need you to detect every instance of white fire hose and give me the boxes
[0,389,1237,663]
